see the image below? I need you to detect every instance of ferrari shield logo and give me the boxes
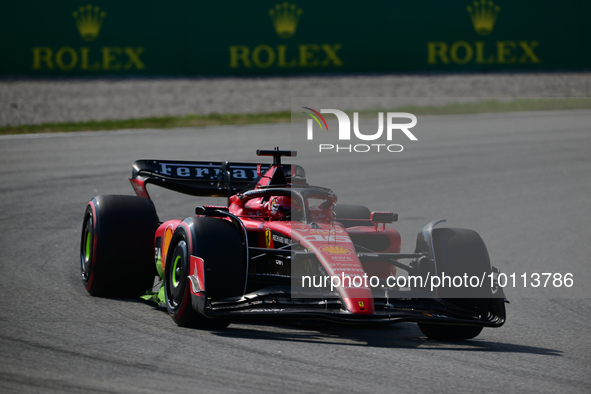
[265,228,274,249]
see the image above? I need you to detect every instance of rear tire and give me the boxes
[80,195,158,297]
[417,228,491,340]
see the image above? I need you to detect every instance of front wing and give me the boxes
[191,286,506,327]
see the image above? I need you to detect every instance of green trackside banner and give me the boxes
[1,1,589,77]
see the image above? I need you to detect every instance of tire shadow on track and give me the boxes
[109,298,561,357]
[206,320,563,356]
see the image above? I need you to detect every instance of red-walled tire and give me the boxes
[80,195,158,297]
[164,237,201,327]
[164,217,243,329]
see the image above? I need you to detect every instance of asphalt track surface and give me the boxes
[1,110,590,393]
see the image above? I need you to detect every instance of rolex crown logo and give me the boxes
[269,2,303,39]
[467,0,500,36]
[72,4,106,41]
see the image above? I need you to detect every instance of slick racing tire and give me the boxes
[417,228,491,341]
[80,195,158,297]
[164,217,244,329]
[418,323,482,341]
[334,204,372,228]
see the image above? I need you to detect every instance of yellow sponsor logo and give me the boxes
[426,2,540,65]
[73,4,106,41]
[229,44,342,69]
[32,47,145,71]
[320,246,353,255]
[32,5,146,72]
[427,41,539,65]
[467,0,500,36]
[229,3,342,69]
[265,228,273,249]
[269,3,302,39]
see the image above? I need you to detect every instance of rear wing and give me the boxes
[130,159,306,199]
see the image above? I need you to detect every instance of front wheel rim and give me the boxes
[81,216,93,282]
[166,240,187,311]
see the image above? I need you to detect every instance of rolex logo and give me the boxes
[467,0,500,36]
[269,2,303,39]
[72,4,106,41]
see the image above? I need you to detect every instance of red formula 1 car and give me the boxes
[80,148,506,340]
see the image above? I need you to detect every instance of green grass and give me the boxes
[0,112,292,136]
[2,98,590,136]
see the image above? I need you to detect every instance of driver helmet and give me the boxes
[264,196,293,220]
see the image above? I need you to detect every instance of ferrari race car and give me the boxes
[80,148,506,340]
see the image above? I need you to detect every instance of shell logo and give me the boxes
[320,245,353,255]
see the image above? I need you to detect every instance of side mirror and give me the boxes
[370,211,398,223]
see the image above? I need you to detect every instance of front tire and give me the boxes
[164,217,244,328]
[164,237,202,327]
[417,228,492,341]
[418,324,482,341]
